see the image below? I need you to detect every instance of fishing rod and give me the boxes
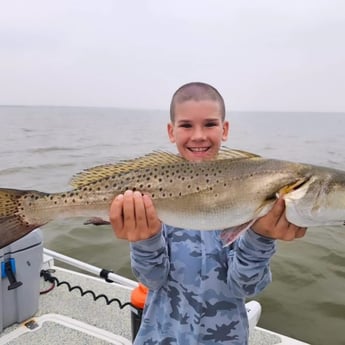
[43,248,138,289]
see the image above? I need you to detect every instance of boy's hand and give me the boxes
[252,198,307,241]
[110,190,162,242]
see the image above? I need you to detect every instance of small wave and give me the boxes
[332,269,345,279]
[29,146,77,153]
[315,301,345,318]
[0,162,76,175]
[322,252,345,266]
[22,128,36,133]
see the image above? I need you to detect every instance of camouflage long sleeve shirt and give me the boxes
[130,226,276,345]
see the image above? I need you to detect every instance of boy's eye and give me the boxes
[205,122,218,127]
[179,123,192,128]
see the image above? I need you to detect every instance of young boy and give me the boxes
[110,82,306,344]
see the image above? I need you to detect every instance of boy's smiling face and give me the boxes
[167,99,229,162]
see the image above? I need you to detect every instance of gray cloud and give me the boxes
[0,0,344,111]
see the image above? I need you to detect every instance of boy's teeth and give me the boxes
[190,148,207,152]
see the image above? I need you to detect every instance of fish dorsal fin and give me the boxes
[216,147,261,160]
[70,151,185,188]
[70,147,260,188]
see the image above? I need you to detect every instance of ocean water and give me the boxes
[1,106,344,345]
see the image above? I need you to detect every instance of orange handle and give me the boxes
[131,283,148,309]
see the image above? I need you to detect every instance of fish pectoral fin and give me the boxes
[254,198,277,219]
[220,219,257,247]
[84,217,111,226]
[277,177,310,198]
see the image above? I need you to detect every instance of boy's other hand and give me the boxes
[252,198,307,241]
[110,190,162,242]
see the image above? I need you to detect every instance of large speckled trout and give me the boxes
[0,148,345,248]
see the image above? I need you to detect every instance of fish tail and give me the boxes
[0,188,46,248]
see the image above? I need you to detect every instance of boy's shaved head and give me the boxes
[170,82,226,122]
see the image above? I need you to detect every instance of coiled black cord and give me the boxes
[40,269,133,309]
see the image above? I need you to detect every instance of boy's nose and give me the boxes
[191,127,206,141]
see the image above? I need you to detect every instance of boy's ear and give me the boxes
[167,122,176,143]
[222,121,230,141]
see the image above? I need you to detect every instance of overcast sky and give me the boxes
[1,0,345,112]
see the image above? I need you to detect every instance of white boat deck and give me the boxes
[0,254,309,345]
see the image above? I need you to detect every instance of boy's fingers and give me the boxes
[109,194,124,234]
[270,198,286,226]
[143,194,156,222]
[143,194,162,234]
[123,190,136,229]
[133,191,148,229]
[296,227,307,238]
